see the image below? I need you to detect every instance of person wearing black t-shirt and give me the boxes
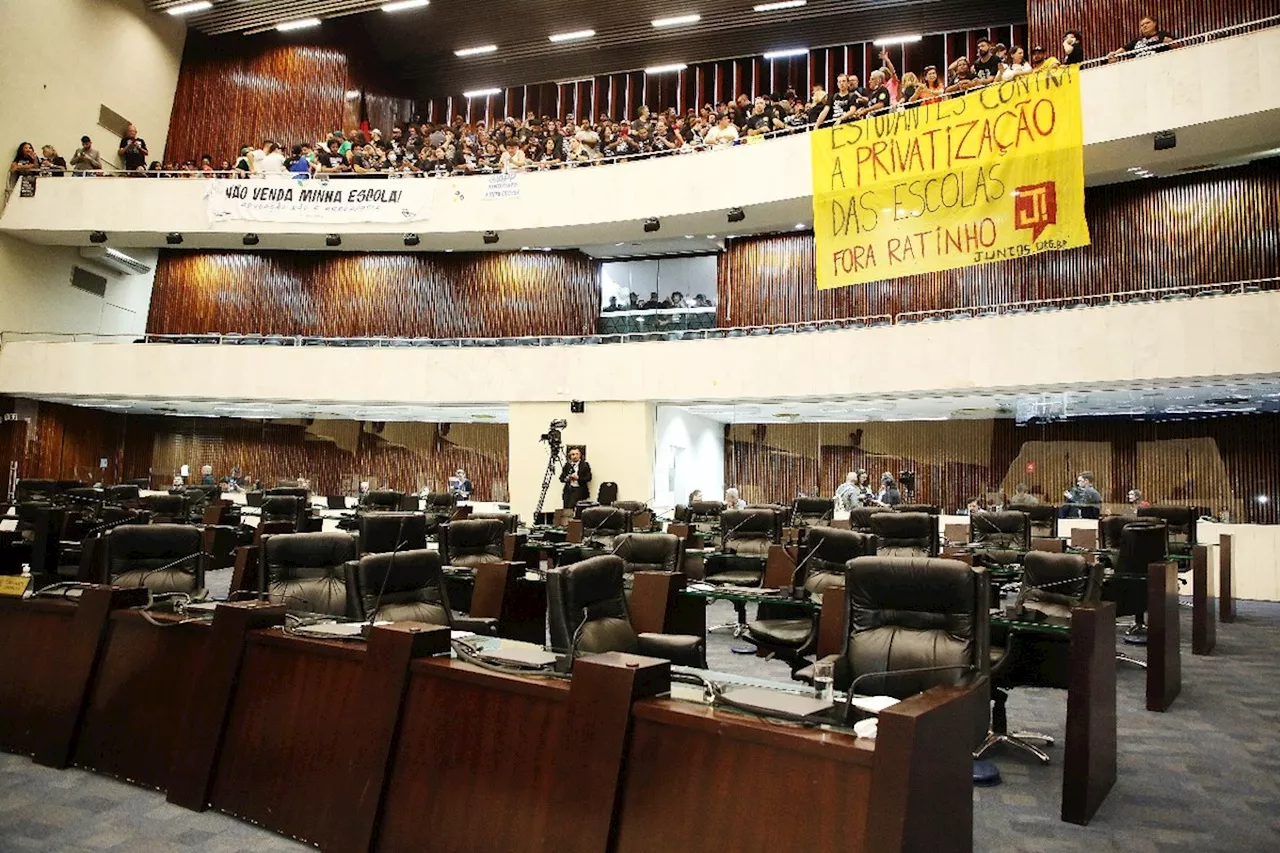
[118,124,148,174]
[1062,30,1085,65]
[745,99,772,135]
[316,140,349,174]
[805,85,830,128]
[829,75,857,124]
[1110,16,1174,60]
[971,38,1002,81]
[857,70,892,117]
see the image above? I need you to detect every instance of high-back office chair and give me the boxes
[746,528,878,676]
[848,506,891,533]
[142,494,188,524]
[266,486,309,500]
[1137,505,1196,555]
[103,524,205,594]
[469,512,520,533]
[978,551,1100,764]
[345,549,499,633]
[16,479,57,504]
[104,484,141,507]
[1013,504,1059,538]
[716,508,778,558]
[64,487,104,509]
[686,500,725,532]
[612,500,648,514]
[868,512,939,558]
[596,481,619,506]
[1097,514,1130,550]
[260,495,303,531]
[357,512,428,555]
[0,502,52,575]
[969,511,1032,567]
[826,557,988,752]
[579,505,633,549]
[895,503,940,516]
[423,492,458,534]
[260,531,357,616]
[439,519,506,568]
[547,555,705,667]
[361,490,405,513]
[1106,520,1168,647]
[791,497,832,528]
[612,533,683,579]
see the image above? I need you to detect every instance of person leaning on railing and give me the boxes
[1108,15,1175,62]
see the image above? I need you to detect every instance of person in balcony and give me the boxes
[1109,16,1175,61]
[1061,30,1086,65]
[1001,46,1033,80]
[118,124,149,175]
[702,113,740,147]
[910,66,945,104]
[39,145,67,176]
[499,139,528,172]
[9,142,39,182]
[70,136,103,174]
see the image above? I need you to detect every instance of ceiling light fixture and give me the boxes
[455,44,498,57]
[652,14,701,28]
[645,63,687,74]
[463,87,501,98]
[276,18,322,32]
[763,48,809,59]
[482,231,499,244]
[243,233,259,246]
[644,218,661,233]
[727,207,745,223]
[89,231,107,244]
[166,0,212,15]
[754,0,806,10]
[872,34,923,46]
[166,232,183,245]
[549,29,595,43]
[382,0,430,11]
[325,234,342,247]
[403,234,420,246]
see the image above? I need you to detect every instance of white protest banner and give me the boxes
[206,178,434,224]
[483,173,521,200]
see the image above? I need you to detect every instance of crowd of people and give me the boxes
[604,291,712,311]
[9,16,1181,183]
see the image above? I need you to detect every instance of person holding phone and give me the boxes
[560,447,592,509]
[118,124,148,174]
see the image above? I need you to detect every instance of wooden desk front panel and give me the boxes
[208,633,366,844]
[74,611,210,789]
[614,700,873,853]
[0,600,78,756]
[376,660,571,853]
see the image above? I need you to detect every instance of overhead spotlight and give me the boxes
[326,234,342,247]
[242,233,260,246]
[89,231,107,244]
[166,232,183,245]
[482,230,500,245]
[403,233,420,246]
[1154,130,1177,151]
[643,218,661,233]
[727,207,745,223]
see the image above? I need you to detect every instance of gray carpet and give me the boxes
[1,589,1277,852]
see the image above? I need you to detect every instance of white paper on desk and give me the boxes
[850,695,901,714]
[853,718,878,740]
[688,582,715,592]
[0,519,16,532]
[450,631,476,640]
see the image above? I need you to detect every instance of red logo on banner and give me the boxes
[1025,461,1036,474]
[1014,182,1058,241]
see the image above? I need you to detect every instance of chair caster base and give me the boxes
[975,732,1052,765]
[972,759,1002,787]
[1116,653,1148,668]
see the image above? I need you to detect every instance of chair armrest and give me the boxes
[637,632,706,668]
[452,615,499,635]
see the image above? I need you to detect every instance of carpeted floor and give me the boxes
[1,583,1277,852]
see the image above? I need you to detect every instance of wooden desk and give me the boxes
[1061,602,1117,825]
[1191,544,1216,655]
[1146,561,1181,712]
[1219,534,1235,623]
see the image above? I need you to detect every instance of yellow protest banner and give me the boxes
[811,65,1090,290]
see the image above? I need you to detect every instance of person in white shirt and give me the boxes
[723,487,746,510]
[256,141,286,176]
[702,114,739,148]
[499,140,528,172]
[1000,46,1033,80]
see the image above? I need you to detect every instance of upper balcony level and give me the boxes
[4,23,1280,253]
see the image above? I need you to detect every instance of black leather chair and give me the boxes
[613,532,683,579]
[64,487,104,509]
[468,512,520,533]
[579,505,633,549]
[716,507,778,559]
[260,531,357,616]
[423,492,457,534]
[1137,505,1196,555]
[0,502,52,575]
[104,484,141,507]
[969,511,1031,568]
[612,500,648,514]
[895,503,940,515]
[868,512,939,558]
[260,495,303,530]
[849,506,891,533]
[266,486,309,500]
[687,500,725,532]
[357,512,428,555]
[1097,514,1130,550]
[344,548,495,634]
[596,481,619,505]
[440,519,506,568]
[15,479,57,504]
[362,490,405,512]
[791,497,833,528]
[141,494,188,523]
[746,528,878,675]
[1105,519,1168,645]
[822,556,989,750]
[547,555,705,667]
[103,524,205,594]
[1014,504,1059,538]
[978,551,1100,764]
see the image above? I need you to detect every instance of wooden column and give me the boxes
[34,586,149,769]
[1191,544,1217,655]
[1145,561,1181,712]
[1061,602,1116,825]
[166,601,286,810]
[327,623,450,853]
[1219,534,1235,623]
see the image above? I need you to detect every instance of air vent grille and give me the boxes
[70,266,108,298]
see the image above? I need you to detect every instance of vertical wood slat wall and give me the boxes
[164,36,417,168]
[0,402,510,502]
[717,160,1280,327]
[146,251,601,339]
[726,416,1280,524]
[1027,0,1280,63]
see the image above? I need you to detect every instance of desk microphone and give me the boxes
[843,663,977,723]
[785,535,829,595]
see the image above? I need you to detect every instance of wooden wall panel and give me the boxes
[718,161,1280,327]
[0,400,510,501]
[146,251,600,339]
[1028,0,1280,63]
[164,31,417,167]
[726,415,1280,523]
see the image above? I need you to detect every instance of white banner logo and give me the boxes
[206,178,434,224]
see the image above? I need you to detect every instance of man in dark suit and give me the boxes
[559,447,592,509]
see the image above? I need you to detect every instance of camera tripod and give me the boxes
[534,442,564,519]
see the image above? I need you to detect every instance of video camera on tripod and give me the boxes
[540,419,567,451]
[534,419,570,518]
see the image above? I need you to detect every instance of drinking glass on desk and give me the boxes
[813,660,834,701]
